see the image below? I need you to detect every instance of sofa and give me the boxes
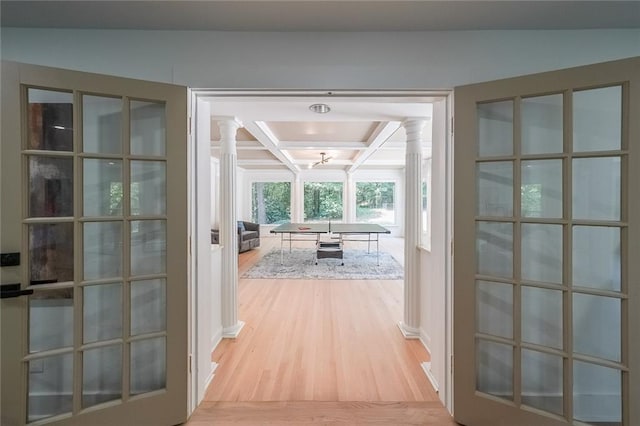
[211,221,260,253]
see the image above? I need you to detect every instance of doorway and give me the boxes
[187,91,454,414]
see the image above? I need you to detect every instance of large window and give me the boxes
[303,182,343,222]
[355,182,395,225]
[251,182,291,224]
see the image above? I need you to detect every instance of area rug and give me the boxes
[242,248,404,280]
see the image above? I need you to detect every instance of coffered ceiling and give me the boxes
[204,95,436,172]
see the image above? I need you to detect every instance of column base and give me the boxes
[222,320,245,339]
[397,321,420,339]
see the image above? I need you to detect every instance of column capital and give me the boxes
[216,117,243,155]
[402,118,428,140]
[403,118,428,154]
[213,116,243,129]
[402,117,428,127]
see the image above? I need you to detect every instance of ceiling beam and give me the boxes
[210,145,269,151]
[237,159,286,166]
[348,121,402,173]
[243,121,300,173]
[278,141,368,150]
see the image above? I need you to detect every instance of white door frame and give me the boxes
[187,89,455,414]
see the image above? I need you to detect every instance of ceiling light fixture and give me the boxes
[310,152,332,168]
[309,103,331,114]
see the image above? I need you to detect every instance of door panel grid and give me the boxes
[455,59,638,426]
[473,87,627,424]
[2,61,187,426]
[22,88,171,422]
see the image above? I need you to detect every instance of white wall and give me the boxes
[2,29,638,90]
[196,245,222,401]
[419,98,449,406]
[194,99,222,404]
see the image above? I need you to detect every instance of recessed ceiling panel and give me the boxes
[237,149,277,161]
[367,149,406,164]
[237,148,284,169]
[290,149,358,162]
[239,164,289,171]
[267,121,379,142]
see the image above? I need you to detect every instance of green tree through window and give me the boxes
[303,182,343,222]
[356,182,395,224]
[251,182,291,224]
[109,182,140,215]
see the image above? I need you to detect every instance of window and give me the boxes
[251,182,291,224]
[303,182,343,222]
[355,182,395,225]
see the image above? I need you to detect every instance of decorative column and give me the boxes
[219,118,245,338]
[398,118,426,339]
[292,173,302,222]
[345,171,354,222]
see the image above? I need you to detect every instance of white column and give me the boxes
[219,118,245,338]
[345,172,354,222]
[398,118,426,339]
[292,173,302,222]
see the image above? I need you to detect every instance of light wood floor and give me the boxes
[186,236,457,425]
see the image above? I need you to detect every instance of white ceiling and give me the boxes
[4,1,636,172]
[204,94,435,172]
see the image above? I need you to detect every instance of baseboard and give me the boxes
[421,361,439,394]
[204,362,218,391]
[223,320,245,338]
[397,321,420,339]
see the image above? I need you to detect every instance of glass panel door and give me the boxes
[1,62,187,426]
[454,57,639,426]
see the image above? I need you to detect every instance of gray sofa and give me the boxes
[211,221,260,253]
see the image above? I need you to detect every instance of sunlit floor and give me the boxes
[185,236,457,425]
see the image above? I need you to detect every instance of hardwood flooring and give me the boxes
[188,401,456,425]
[186,236,457,425]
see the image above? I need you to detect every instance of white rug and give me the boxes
[242,248,404,280]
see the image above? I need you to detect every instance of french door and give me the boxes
[1,62,188,425]
[454,57,639,425]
